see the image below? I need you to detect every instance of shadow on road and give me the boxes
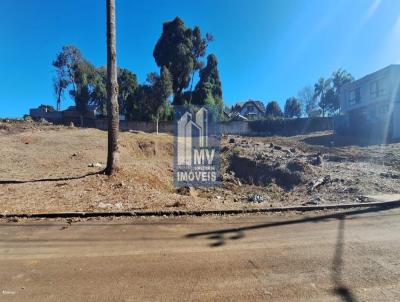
[186,204,400,302]
[0,171,101,184]
[331,217,358,302]
[185,203,399,247]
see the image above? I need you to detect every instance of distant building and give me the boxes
[337,65,400,142]
[29,106,62,123]
[231,100,265,120]
[29,104,104,126]
[223,107,231,120]
[62,105,101,119]
[229,112,249,121]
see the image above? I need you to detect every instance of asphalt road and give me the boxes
[1,207,400,301]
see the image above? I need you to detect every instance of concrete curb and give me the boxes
[1,200,400,219]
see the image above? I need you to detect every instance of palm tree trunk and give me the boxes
[105,0,120,175]
[156,112,159,135]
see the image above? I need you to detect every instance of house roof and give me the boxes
[232,99,265,113]
[341,64,400,91]
[247,100,265,113]
[63,105,100,112]
[230,112,249,121]
[231,102,244,110]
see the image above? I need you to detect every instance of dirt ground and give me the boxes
[1,120,400,214]
[2,208,400,301]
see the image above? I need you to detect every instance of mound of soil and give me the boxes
[228,154,310,190]
[214,134,400,206]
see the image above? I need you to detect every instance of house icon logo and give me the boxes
[173,105,220,187]
[177,107,208,165]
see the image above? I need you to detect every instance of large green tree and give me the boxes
[53,44,138,123]
[126,85,152,121]
[91,67,138,118]
[284,97,301,118]
[53,45,100,121]
[313,69,354,117]
[313,77,331,117]
[331,69,354,93]
[146,67,173,133]
[118,68,138,116]
[329,69,354,115]
[297,85,315,117]
[265,101,283,118]
[188,28,213,103]
[126,67,173,124]
[53,75,68,111]
[91,67,107,116]
[53,45,83,110]
[70,59,97,119]
[153,17,212,105]
[192,54,223,110]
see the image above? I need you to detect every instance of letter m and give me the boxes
[193,149,205,165]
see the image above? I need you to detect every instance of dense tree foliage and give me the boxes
[329,69,354,114]
[313,77,331,117]
[265,101,283,118]
[192,54,223,109]
[91,67,107,116]
[53,45,98,119]
[297,85,315,117]
[53,17,224,122]
[126,85,153,121]
[53,45,139,120]
[70,59,97,117]
[188,28,214,103]
[90,67,138,117]
[53,76,68,111]
[53,45,83,111]
[312,69,354,117]
[153,17,195,105]
[126,67,173,122]
[118,68,138,115]
[146,66,173,126]
[53,45,83,89]
[284,97,301,118]
[153,17,215,105]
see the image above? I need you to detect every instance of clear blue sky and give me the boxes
[1,0,400,117]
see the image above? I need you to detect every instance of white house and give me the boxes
[231,100,265,120]
[337,64,400,141]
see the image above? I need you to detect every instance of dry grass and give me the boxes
[0,123,254,214]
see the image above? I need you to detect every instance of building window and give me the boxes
[370,78,385,98]
[378,104,389,115]
[348,87,360,106]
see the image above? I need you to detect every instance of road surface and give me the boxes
[1,207,400,301]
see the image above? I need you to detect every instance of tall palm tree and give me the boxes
[105,0,120,175]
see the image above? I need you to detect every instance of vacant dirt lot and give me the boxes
[216,133,400,207]
[1,120,400,214]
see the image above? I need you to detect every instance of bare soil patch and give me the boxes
[1,121,400,214]
[209,132,400,206]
